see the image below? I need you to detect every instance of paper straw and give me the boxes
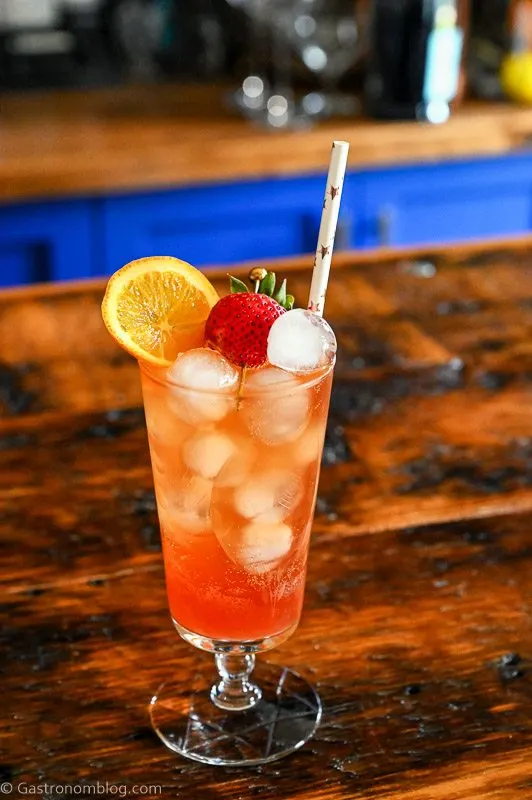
[307,140,350,316]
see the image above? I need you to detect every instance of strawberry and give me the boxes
[205,292,284,368]
[205,270,294,368]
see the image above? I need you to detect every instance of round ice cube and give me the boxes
[183,431,236,480]
[236,520,293,574]
[214,444,257,488]
[167,348,239,425]
[267,309,336,374]
[234,483,277,520]
[244,366,296,392]
[241,367,309,445]
[233,470,302,521]
[158,475,213,535]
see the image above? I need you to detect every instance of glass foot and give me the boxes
[149,661,322,766]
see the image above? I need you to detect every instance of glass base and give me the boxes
[172,617,298,654]
[149,661,322,766]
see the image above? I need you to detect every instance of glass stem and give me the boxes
[211,653,262,712]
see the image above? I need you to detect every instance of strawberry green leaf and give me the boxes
[259,271,276,297]
[274,278,287,306]
[229,275,249,294]
[284,294,295,310]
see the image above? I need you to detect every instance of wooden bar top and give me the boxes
[2,238,532,796]
[2,84,532,202]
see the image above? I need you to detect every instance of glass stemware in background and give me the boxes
[228,0,299,128]
[227,0,270,121]
[111,0,227,83]
[290,0,361,118]
[228,0,363,127]
[112,0,164,81]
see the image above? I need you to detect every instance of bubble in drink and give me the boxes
[241,367,309,445]
[167,348,239,425]
[267,309,336,374]
[183,431,236,479]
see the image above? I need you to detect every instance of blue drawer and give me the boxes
[4,153,532,287]
[98,175,362,275]
[0,200,95,286]
[360,154,532,248]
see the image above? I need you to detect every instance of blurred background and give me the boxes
[1,0,532,287]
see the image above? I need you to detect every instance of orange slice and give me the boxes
[101,256,219,366]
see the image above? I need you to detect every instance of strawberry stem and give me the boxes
[248,267,268,293]
[236,366,247,410]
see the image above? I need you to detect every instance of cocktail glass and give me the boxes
[140,356,334,766]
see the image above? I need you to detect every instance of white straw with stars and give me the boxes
[308,140,350,317]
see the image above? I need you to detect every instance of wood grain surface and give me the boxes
[2,238,532,798]
[2,85,532,201]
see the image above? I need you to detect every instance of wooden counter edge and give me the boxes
[2,85,532,202]
[1,234,530,301]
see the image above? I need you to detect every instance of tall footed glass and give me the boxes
[140,358,334,766]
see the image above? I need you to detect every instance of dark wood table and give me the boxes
[2,239,532,798]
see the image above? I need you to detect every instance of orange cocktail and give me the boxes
[100,134,348,767]
[101,256,339,765]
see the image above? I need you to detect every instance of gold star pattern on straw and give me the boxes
[308,301,320,313]
[320,244,330,260]
[330,185,339,200]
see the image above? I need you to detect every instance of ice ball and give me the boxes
[157,475,213,536]
[167,348,239,425]
[233,469,302,522]
[183,431,236,480]
[237,520,293,574]
[267,309,336,374]
[241,367,309,445]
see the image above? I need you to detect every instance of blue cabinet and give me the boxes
[0,200,95,287]
[3,152,532,286]
[98,175,362,277]
[359,154,532,248]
